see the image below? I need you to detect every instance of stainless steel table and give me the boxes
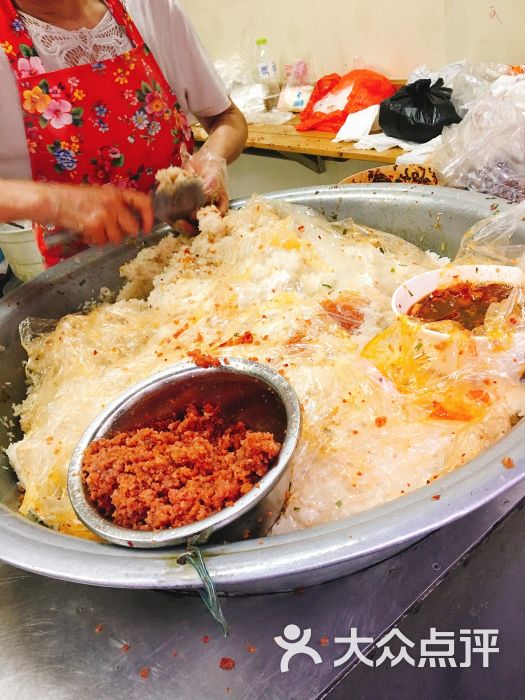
[2,479,524,700]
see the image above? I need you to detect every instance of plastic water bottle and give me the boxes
[255,37,280,110]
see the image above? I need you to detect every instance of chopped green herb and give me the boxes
[379,247,385,254]
[336,500,343,508]
[407,289,414,297]
[293,506,301,512]
[415,342,423,351]
[390,267,396,273]
[322,283,333,289]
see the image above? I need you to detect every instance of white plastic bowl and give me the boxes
[0,222,44,282]
[392,264,523,336]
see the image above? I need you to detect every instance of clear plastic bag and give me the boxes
[277,56,315,113]
[432,76,525,203]
[213,55,254,94]
[455,199,525,267]
[451,62,517,117]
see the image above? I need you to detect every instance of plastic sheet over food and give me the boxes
[7,198,525,538]
[455,199,525,267]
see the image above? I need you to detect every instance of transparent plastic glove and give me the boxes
[185,150,229,214]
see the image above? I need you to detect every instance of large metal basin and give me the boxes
[1,184,524,594]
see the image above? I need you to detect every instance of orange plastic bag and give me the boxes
[296,69,396,133]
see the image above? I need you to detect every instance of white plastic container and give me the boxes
[392,264,523,325]
[0,221,44,282]
[391,264,525,376]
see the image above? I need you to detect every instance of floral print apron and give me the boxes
[0,0,194,266]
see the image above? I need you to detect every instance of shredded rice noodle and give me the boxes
[7,198,525,539]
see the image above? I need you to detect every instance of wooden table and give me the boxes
[192,117,404,173]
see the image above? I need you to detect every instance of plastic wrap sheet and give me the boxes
[7,198,525,538]
[455,199,525,267]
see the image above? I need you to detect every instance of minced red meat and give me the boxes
[81,404,281,530]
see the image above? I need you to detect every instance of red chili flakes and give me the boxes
[139,667,150,680]
[202,635,211,644]
[188,349,221,368]
[172,650,178,657]
[295,586,305,594]
[219,331,254,347]
[321,292,365,333]
[298,225,305,232]
[319,636,329,646]
[95,624,104,633]
[219,657,236,671]
[431,495,441,501]
[121,643,130,652]
[502,456,515,470]
[375,416,387,427]
[173,323,189,339]
[247,645,257,654]
[93,350,98,356]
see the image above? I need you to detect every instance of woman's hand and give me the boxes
[192,101,248,214]
[0,180,154,246]
[185,149,228,214]
[43,183,154,245]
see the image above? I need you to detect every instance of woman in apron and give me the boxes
[0,0,247,266]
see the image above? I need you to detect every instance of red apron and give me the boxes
[0,0,194,266]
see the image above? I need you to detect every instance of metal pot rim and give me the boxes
[1,184,524,592]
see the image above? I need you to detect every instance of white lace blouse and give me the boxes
[0,0,230,180]
[18,9,133,69]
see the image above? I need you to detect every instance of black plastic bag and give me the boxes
[379,78,461,143]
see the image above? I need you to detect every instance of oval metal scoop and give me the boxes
[67,358,301,548]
